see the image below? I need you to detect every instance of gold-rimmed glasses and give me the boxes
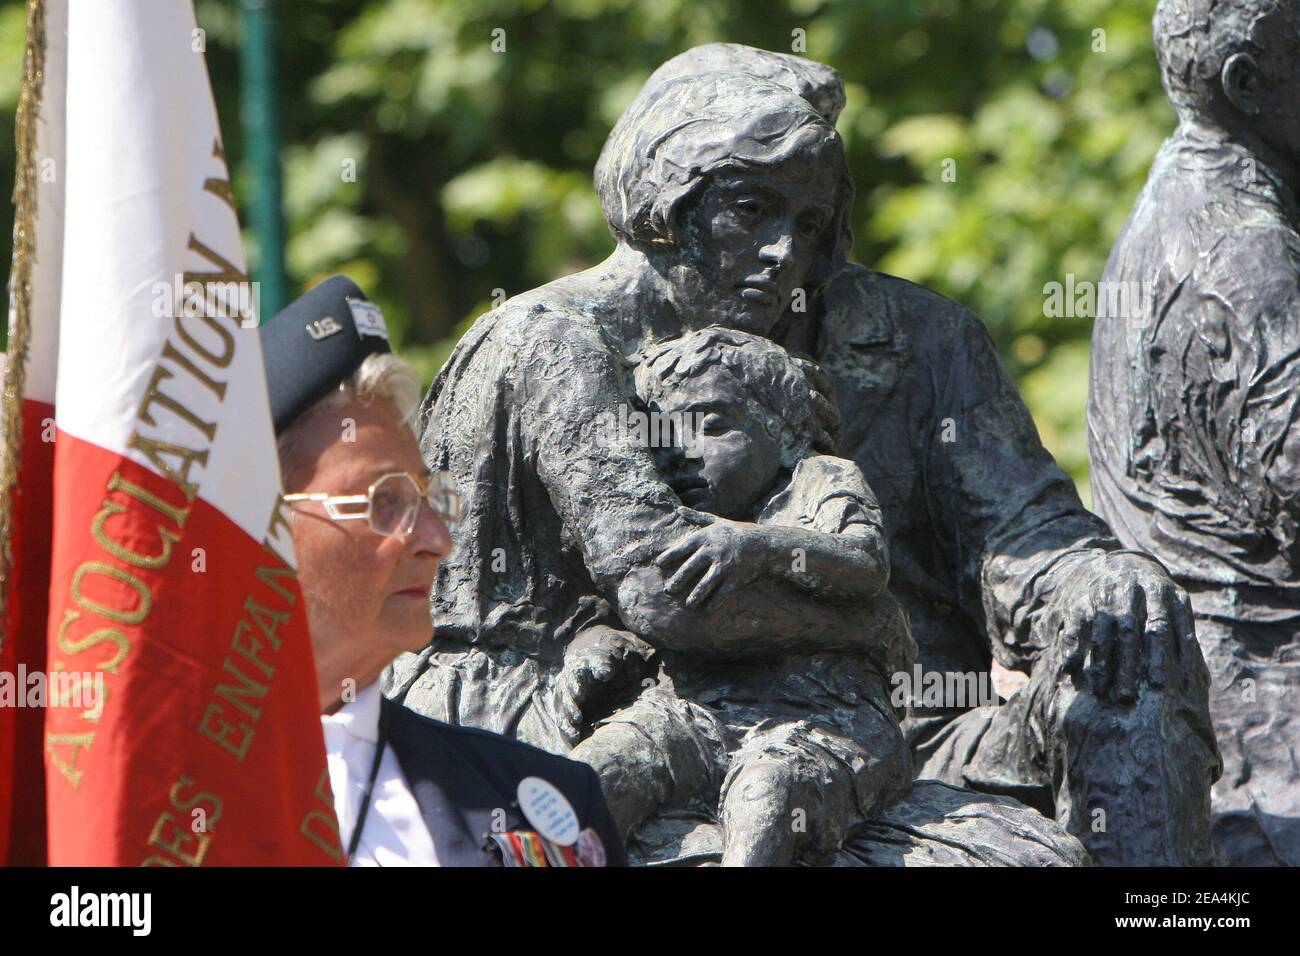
[283,470,461,537]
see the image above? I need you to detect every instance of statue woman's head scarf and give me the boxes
[596,47,854,296]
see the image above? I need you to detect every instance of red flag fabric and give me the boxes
[2,0,342,866]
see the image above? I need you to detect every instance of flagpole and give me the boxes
[0,0,45,640]
[239,0,288,321]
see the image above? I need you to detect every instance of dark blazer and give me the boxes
[382,697,626,867]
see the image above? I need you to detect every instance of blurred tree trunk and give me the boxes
[368,130,453,345]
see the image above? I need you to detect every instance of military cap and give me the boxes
[260,275,392,434]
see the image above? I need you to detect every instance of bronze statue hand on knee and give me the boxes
[1045,551,1200,704]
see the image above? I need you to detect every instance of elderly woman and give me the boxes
[262,276,624,867]
[397,71,1088,866]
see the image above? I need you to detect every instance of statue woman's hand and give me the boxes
[654,513,771,609]
[1042,551,1201,704]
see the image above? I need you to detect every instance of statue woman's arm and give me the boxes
[925,305,1117,670]
[516,322,871,657]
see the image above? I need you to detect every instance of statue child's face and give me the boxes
[652,368,783,519]
[666,152,839,336]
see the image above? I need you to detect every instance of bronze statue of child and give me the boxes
[571,326,915,865]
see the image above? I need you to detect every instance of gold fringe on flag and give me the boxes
[0,0,46,652]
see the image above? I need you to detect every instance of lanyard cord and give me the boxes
[346,699,392,864]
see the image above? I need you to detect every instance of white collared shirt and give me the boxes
[320,681,439,866]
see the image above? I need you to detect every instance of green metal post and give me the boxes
[239,0,288,322]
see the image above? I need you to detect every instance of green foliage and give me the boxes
[0,0,1176,496]
[865,1,1170,496]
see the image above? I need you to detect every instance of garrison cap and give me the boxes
[260,275,392,434]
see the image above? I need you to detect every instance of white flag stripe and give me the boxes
[54,0,287,555]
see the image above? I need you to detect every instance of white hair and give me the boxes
[277,352,422,488]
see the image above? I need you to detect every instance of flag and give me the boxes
[1,0,343,866]
[0,0,64,867]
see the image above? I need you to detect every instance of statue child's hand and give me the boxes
[654,514,769,609]
[554,626,657,746]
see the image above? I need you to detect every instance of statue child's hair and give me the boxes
[633,326,837,470]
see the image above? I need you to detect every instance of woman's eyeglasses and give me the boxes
[283,470,461,538]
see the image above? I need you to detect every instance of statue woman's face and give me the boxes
[666,151,840,336]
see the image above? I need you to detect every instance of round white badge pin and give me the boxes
[516,776,579,846]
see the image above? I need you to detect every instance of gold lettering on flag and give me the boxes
[202,139,237,215]
[140,775,225,866]
[197,506,301,762]
[47,196,251,787]
[46,732,95,789]
[299,768,345,863]
[55,610,129,675]
[47,469,191,786]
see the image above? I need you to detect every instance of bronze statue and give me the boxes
[1089,0,1300,865]
[395,44,1216,865]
